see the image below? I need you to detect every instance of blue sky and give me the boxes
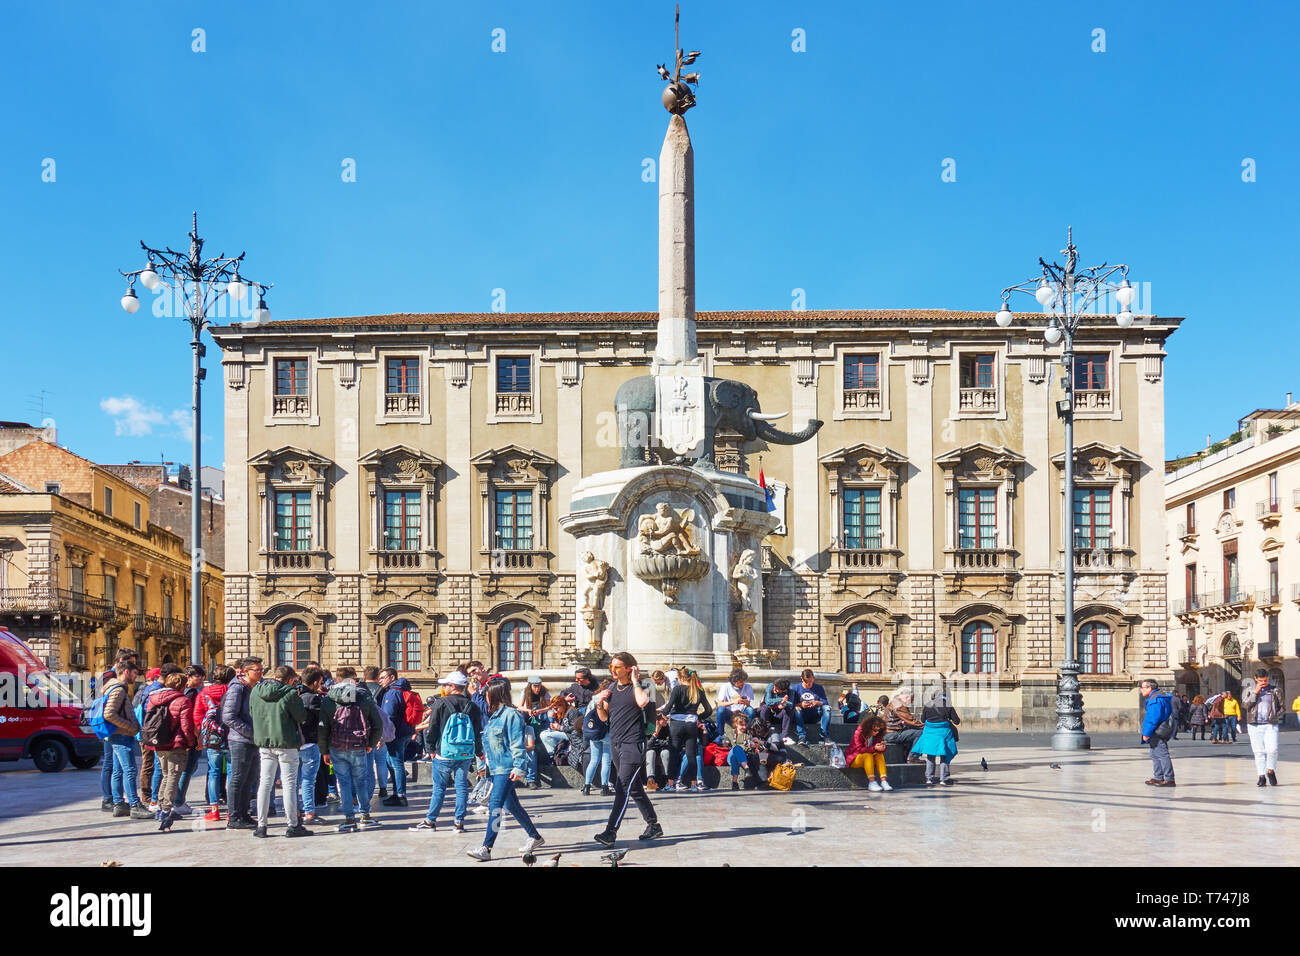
[2,0,1296,468]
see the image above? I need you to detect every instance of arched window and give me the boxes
[276,619,311,669]
[846,621,882,673]
[498,619,533,671]
[1079,622,1112,675]
[387,621,420,671]
[961,621,995,674]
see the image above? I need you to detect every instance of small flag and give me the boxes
[759,465,776,515]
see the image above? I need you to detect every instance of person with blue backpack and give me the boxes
[408,671,482,834]
[88,656,154,820]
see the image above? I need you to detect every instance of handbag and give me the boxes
[768,762,796,791]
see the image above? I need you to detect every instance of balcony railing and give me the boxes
[842,388,882,411]
[832,548,899,570]
[1293,487,1300,510]
[377,550,426,570]
[947,548,1015,571]
[272,393,310,416]
[384,392,420,414]
[1176,642,1197,667]
[1074,389,1112,411]
[1073,547,1131,570]
[160,617,190,638]
[958,387,999,411]
[0,587,116,622]
[1258,587,1283,607]
[1292,582,1300,603]
[495,392,533,415]
[1256,498,1282,520]
[1257,642,1279,659]
[268,551,326,572]
[132,612,163,636]
[488,549,547,571]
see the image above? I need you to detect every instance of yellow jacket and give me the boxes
[1223,697,1241,718]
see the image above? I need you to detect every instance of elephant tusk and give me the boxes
[747,409,789,422]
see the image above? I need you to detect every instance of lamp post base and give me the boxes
[1051,730,1091,751]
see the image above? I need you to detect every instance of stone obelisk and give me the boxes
[655,114,696,368]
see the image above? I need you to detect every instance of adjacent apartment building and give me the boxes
[0,429,224,672]
[212,308,1179,730]
[1167,396,1300,708]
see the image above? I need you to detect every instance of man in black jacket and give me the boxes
[564,667,596,713]
[221,657,264,829]
[297,666,327,824]
[409,672,483,834]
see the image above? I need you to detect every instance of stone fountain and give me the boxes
[559,20,822,671]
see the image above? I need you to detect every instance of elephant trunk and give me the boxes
[749,412,824,445]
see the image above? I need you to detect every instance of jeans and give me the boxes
[257,747,302,828]
[885,728,922,752]
[584,738,612,787]
[795,705,831,740]
[108,735,142,805]
[714,705,755,741]
[205,749,228,806]
[332,748,369,821]
[1211,717,1227,741]
[366,742,388,803]
[100,739,114,802]
[539,729,568,760]
[1147,737,1174,782]
[228,741,261,822]
[298,744,321,816]
[385,741,408,797]
[481,773,539,849]
[1227,716,1239,741]
[174,748,200,806]
[759,704,794,740]
[727,745,759,779]
[425,757,473,825]
[1247,723,1279,774]
[150,759,162,803]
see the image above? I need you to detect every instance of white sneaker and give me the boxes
[782,737,798,746]
[867,781,883,792]
[466,846,492,862]
[520,835,546,854]
[879,779,893,791]
[148,802,160,813]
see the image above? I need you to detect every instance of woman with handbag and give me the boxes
[582,679,615,796]
[844,715,892,792]
[912,691,961,786]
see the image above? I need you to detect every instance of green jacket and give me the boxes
[317,681,384,755]
[251,679,308,748]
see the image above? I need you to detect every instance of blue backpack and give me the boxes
[440,706,476,761]
[87,691,115,739]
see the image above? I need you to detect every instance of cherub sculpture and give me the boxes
[637,502,700,556]
[730,549,758,611]
[580,550,610,611]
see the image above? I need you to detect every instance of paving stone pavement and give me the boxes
[1,733,1296,867]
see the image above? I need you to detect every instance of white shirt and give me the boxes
[718,682,755,706]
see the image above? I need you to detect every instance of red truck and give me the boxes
[0,626,101,772]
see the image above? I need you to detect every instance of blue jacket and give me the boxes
[482,705,529,776]
[377,682,410,738]
[1141,692,1173,738]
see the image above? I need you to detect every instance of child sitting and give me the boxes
[722,713,764,790]
[845,715,892,792]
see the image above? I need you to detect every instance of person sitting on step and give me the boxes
[844,715,892,792]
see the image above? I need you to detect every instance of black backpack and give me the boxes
[141,697,175,750]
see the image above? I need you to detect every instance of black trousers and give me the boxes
[667,720,700,782]
[606,740,657,834]
[228,741,261,821]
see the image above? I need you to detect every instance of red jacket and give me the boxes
[845,723,886,764]
[193,682,229,732]
[146,688,197,751]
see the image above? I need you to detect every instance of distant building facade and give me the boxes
[212,308,1179,729]
[1167,397,1300,711]
[0,436,224,671]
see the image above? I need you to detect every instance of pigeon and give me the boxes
[980,758,988,771]
[522,851,537,866]
[542,853,562,868]
[656,64,672,80]
[601,848,629,867]
[1049,763,1063,770]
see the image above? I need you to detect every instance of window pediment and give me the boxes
[1050,441,1139,480]
[819,443,906,490]
[471,445,557,484]
[359,445,444,482]
[936,442,1024,482]
[250,446,333,483]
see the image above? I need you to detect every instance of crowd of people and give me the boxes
[87,645,1292,856]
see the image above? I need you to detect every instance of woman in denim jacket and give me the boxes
[467,681,545,862]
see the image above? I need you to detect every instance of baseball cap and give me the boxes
[439,671,469,687]
[527,674,543,685]
[146,668,161,679]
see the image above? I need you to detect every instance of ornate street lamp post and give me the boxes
[119,213,272,666]
[994,228,1136,751]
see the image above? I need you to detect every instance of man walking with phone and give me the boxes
[592,651,662,847]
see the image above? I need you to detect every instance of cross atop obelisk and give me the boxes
[654,5,701,369]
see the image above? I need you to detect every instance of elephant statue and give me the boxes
[614,374,823,468]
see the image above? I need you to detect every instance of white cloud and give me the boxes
[100,396,194,440]
[100,396,165,436]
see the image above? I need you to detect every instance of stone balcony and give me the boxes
[842,387,881,412]
[0,587,117,625]
[495,392,533,415]
[374,549,432,571]
[1074,388,1112,411]
[1174,586,1255,623]
[942,548,1019,594]
[272,393,311,416]
[384,392,420,415]
[265,550,328,574]
[1071,546,1133,572]
[829,548,903,596]
[958,387,999,412]
[1256,498,1282,528]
